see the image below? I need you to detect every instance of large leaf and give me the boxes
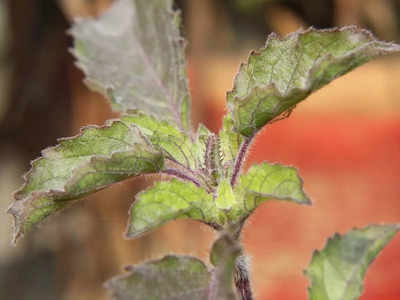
[126,179,224,238]
[8,118,165,243]
[231,162,310,221]
[306,224,400,300]
[106,255,211,300]
[71,0,191,131]
[106,234,241,300]
[228,26,400,136]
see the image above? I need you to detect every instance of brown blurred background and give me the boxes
[1,0,400,299]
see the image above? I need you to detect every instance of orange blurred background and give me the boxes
[0,1,400,299]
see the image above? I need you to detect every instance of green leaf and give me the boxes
[232,162,310,221]
[126,179,224,238]
[219,116,244,173]
[227,26,400,136]
[70,0,191,131]
[122,111,197,169]
[105,255,211,300]
[106,234,241,300]
[8,118,165,243]
[306,224,400,300]
[216,179,236,210]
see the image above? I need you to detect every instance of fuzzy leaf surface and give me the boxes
[219,116,244,175]
[123,111,197,169]
[216,179,236,210]
[106,255,211,300]
[228,26,400,136]
[232,162,310,221]
[306,224,400,300]
[71,0,191,130]
[106,235,241,300]
[8,118,165,243]
[126,179,224,238]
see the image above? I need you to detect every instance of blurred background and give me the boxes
[1,0,400,299]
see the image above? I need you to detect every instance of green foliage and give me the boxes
[127,163,309,239]
[106,234,240,300]
[227,27,400,136]
[306,225,400,300]
[70,0,191,131]
[236,162,310,204]
[219,116,244,174]
[8,0,400,298]
[122,112,197,169]
[126,179,221,238]
[8,117,164,242]
[106,255,211,300]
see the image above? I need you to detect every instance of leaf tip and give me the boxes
[7,200,24,245]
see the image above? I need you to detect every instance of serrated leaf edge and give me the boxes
[227,25,400,136]
[104,254,210,300]
[239,161,312,205]
[304,224,400,300]
[8,117,164,244]
[124,179,215,239]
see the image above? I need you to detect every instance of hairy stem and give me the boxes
[205,135,215,176]
[230,137,252,187]
[234,255,253,300]
[162,168,201,187]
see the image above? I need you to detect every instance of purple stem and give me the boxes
[230,137,252,187]
[234,258,253,300]
[162,168,201,187]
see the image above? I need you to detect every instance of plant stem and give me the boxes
[230,137,252,187]
[234,255,253,300]
[162,168,201,187]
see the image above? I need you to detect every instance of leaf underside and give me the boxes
[70,0,191,131]
[228,26,400,137]
[106,255,210,300]
[8,117,165,243]
[306,224,400,300]
[106,234,240,300]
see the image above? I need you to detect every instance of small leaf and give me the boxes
[126,179,224,238]
[219,116,244,173]
[216,179,236,210]
[105,255,211,300]
[306,224,400,300]
[8,118,165,243]
[228,26,400,136]
[71,0,191,131]
[122,112,197,169]
[232,162,310,221]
